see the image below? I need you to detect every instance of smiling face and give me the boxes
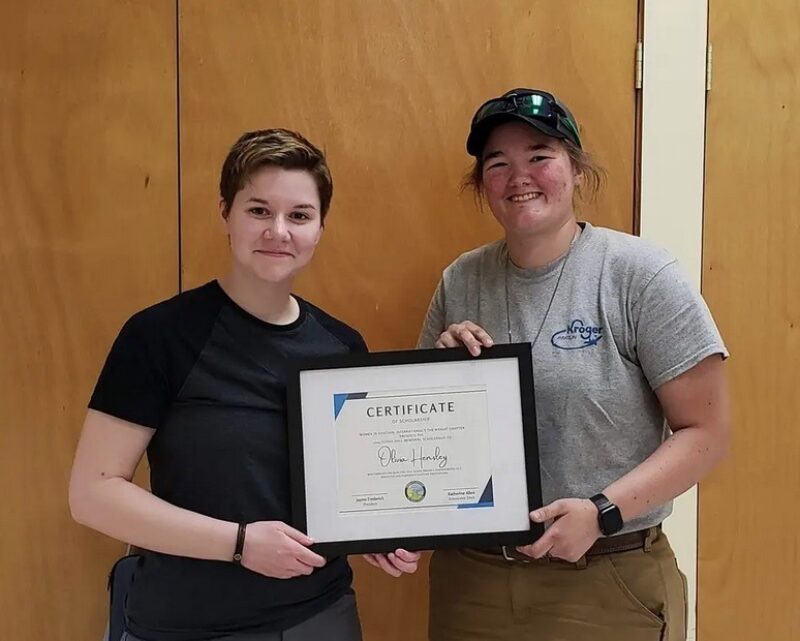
[221,165,323,285]
[480,121,580,238]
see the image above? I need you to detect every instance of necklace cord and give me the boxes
[504,229,580,347]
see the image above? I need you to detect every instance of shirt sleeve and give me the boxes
[633,260,729,390]
[88,312,172,429]
[417,277,447,349]
[350,332,369,354]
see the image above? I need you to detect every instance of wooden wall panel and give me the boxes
[0,2,177,639]
[699,2,800,639]
[179,0,637,349]
[179,2,637,640]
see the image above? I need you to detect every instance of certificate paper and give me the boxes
[334,387,493,514]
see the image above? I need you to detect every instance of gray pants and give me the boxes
[120,593,362,641]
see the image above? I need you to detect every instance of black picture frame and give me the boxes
[286,343,543,556]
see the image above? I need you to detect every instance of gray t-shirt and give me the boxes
[417,222,728,533]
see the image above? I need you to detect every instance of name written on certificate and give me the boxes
[333,386,493,514]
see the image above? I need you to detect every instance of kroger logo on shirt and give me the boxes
[551,319,604,350]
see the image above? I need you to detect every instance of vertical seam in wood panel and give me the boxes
[176,0,183,294]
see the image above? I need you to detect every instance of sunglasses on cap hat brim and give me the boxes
[466,89,582,156]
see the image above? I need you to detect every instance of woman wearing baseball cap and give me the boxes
[417,89,730,640]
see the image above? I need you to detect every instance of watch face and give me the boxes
[601,506,624,535]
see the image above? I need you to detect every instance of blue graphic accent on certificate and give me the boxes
[333,386,494,514]
[457,477,494,509]
[333,392,368,420]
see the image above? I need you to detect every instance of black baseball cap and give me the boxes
[466,88,582,156]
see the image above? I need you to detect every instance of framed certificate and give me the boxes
[286,343,543,555]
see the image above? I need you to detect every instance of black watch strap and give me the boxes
[232,522,247,564]
[589,493,613,513]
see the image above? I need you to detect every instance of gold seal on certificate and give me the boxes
[287,344,543,555]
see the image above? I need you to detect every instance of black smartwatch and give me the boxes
[589,493,623,536]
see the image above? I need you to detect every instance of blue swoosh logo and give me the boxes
[551,319,604,350]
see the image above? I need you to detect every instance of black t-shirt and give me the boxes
[89,281,367,641]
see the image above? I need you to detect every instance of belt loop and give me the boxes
[575,555,587,569]
[643,527,656,552]
[502,545,530,563]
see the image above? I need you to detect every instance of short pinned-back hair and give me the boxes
[219,128,333,221]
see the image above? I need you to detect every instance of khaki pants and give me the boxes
[429,528,687,641]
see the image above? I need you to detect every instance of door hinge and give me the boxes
[706,43,713,91]
[635,41,643,90]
